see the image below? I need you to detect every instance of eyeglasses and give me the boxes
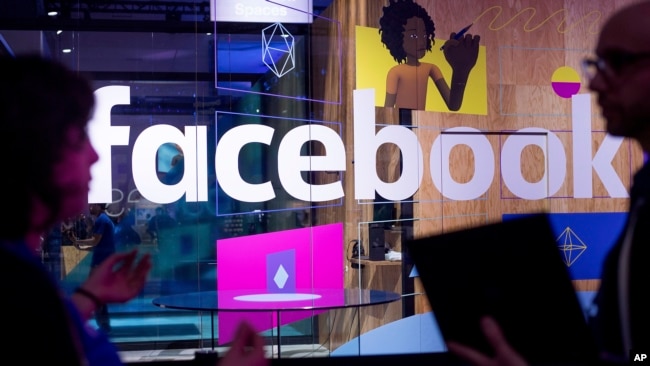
[582,52,650,81]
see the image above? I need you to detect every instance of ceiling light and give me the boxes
[62,48,72,53]
[48,11,58,16]
[56,30,63,35]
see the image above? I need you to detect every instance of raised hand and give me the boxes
[219,322,268,366]
[82,249,152,304]
[447,317,528,366]
[442,32,480,75]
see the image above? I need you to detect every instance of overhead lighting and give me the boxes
[62,48,72,54]
[56,30,63,35]
[48,11,58,16]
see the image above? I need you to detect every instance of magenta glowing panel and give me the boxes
[216,223,343,343]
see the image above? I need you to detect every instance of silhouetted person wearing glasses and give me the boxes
[448,3,650,365]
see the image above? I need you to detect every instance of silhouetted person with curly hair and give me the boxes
[379,0,479,111]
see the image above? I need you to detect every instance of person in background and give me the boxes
[75,212,91,239]
[447,2,650,365]
[0,55,267,366]
[145,205,177,244]
[61,216,76,246]
[113,207,141,251]
[72,203,117,333]
[41,221,64,280]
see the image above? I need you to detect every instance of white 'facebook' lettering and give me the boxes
[88,86,629,205]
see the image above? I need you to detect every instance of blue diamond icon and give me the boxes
[274,264,289,289]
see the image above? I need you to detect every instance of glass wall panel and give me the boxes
[0,0,642,360]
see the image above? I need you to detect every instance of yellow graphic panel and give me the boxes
[355,25,487,115]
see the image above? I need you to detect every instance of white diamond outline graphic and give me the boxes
[261,22,295,78]
[556,226,587,267]
[273,264,289,289]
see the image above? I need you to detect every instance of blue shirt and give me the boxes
[91,212,116,267]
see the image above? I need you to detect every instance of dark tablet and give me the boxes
[405,213,598,364]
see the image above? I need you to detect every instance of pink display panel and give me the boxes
[216,223,343,343]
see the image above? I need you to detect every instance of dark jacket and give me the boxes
[0,242,82,364]
[590,161,650,362]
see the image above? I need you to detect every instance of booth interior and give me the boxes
[0,0,639,363]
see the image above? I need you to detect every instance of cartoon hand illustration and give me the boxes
[443,33,480,75]
[379,0,477,111]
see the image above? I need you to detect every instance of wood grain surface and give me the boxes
[312,0,641,348]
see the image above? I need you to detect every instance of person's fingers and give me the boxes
[447,341,493,366]
[228,322,258,354]
[481,317,508,349]
[130,254,152,282]
[136,253,152,273]
[120,254,151,294]
[135,259,152,283]
[238,322,266,354]
[219,323,268,366]
[238,322,267,365]
[226,326,246,356]
[237,322,257,346]
[250,323,265,350]
[480,317,528,365]
[460,34,477,47]
[118,249,139,270]
[101,250,137,270]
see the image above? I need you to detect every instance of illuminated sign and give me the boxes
[88,86,629,206]
[210,0,313,24]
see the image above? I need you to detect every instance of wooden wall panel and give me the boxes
[312,0,644,349]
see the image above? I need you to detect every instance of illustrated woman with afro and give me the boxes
[379,0,479,111]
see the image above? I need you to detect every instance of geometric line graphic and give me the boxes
[504,212,624,280]
[556,226,587,267]
[262,22,295,78]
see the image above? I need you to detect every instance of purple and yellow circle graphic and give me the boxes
[551,66,581,98]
